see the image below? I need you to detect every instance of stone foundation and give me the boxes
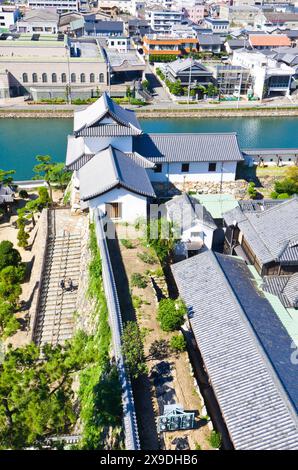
[153,179,248,199]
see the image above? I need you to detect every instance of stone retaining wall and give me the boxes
[27,208,48,342]
[153,179,248,199]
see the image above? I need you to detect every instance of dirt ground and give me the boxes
[0,188,64,348]
[114,224,212,450]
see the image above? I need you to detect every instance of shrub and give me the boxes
[120,239,134,249]
[157,298,186,332]
[170,334,186,353]
[18,189,29,199]
[247,181,257,199]
[137,251,157,265]
[132,295,143,310]
[0,241,22,271]
[208,431,222,449]
[122,321,147,379]
[131,273,147,289]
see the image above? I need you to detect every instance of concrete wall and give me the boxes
[148,161,238,183]
[88,187,147,223]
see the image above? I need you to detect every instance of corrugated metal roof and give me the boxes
[224,197,298,265]
[172,251,298,450]
[133,133,244,163]
[79,146,155,201]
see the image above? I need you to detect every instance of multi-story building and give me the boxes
[27,0,79,14]
[146,9,183,35]
[16,8,59,35]
[142,34,198,57]
[255,11,298,30]
[164,57,214,87]
[0,5,20,31]
[0,34,108,100]
[220,4,260,28]
[204,17,229,33]
[213,65,252,96]
[232,49,295,98]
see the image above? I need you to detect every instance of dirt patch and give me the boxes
[112,225,212,450]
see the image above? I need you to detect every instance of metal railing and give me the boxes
[94,211,140,451]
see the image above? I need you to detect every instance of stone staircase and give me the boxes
[34,232,81,347]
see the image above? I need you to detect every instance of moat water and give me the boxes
[1,116,298,179]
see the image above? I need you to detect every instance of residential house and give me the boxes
[255,11,298,30]
[249,33,291,50]
[204,17,229,34]
[65,93,244,221]
[0,183,14,212]
[164,57,214,88]
[16,8,59,35]
[197,34,223,53]
[142,34,198,57]
[223,197,298,275]
[0,5,20,31]
[225,39,247,54]
[172,250,298,449]
[232,49,295,98]
[165,193,222,257]
[262,273,298,309]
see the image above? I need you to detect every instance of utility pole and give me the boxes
[187,56,192,105]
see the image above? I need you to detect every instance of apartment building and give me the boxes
[28,0,79,13]
[0,5,20,30]
[146,9,183,35]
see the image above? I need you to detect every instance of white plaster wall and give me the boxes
[84,136,133,153]
[88,187,147,223]
[148,161,238,183]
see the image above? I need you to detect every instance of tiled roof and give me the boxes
[172,251,298,450]
[262,274,298,308]
[73,92,142,135]
[76,124,141,137]
[224,197,298,265]
[165,193,217,231]
[79,146,155,201]
[133,133,244,163]
[249,34,291,47]
[167,58,211,75]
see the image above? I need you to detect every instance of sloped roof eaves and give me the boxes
[172,252,298,449]
[134,133,244,163]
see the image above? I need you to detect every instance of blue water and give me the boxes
[1,116,298,179]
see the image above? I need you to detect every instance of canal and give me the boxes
[1,116,298,179]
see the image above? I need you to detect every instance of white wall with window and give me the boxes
[88,187,147,223]
[148,161,238,183]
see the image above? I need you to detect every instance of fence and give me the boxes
[94,211,140,450]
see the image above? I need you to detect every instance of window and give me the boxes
[61,73,67,83]
[22,73,28,83]
[52,73,57,83]
[181,163,189,172]
[80,73,85,83]
[208,162,216,172]
[71,73,76,83]
[42,73,47,83]
[32,73,38,83]
[90,73,95,83]
[106,202,122,219]
[99,73,104,83]
[191,232,200,238]
[154,164,162,173]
